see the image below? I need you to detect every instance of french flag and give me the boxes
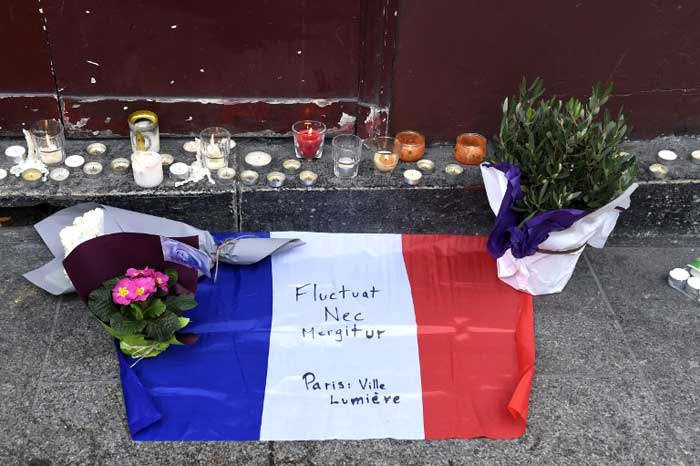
[119,232,535,441]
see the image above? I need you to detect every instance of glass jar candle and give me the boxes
[131,151,163,188]
[199,127,231,170]
[394,130,425,162]
[128,110,160,153]
[454,133,487,165]
[365,136,399,172]
[30,119,66,165]
[292,120,326,159]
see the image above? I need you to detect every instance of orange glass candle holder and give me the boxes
[394,130,425,162]
[454,133,487,165]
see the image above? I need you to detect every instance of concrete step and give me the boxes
[1,135,700,237]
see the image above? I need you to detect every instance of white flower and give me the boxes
[59,208,105,257]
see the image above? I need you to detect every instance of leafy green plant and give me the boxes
[87,267,197,359]
[488,78,637,223]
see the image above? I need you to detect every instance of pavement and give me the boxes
[1,227,698,466]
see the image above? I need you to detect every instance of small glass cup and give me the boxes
[128,110,160,153]
[292,120,327,159]
[454,133,487,165]
[332,134,363,179]
[394,130,425,162]
[30,119,66,165]
[365,136,399,172]
[199,127,231,170]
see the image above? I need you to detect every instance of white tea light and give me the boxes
[416,159,435,174]
[160,153,174,166]
[0,168,7,181]
[83,161,103,176]
[49,167,70,182]
[169,162,190,181]
[657,150,677,162]
[183,140,199,153]
[245,151,272,169]
[299,170,318,186]
[649,163,669,179]
[217,167,236,180]
[5,145,25,162]
[403,169,422,186]
[110,158,130,174]
[85,142,107,156]
[21,168,43,185]
[282,159,301,173]
[691,150,700,164]
[686,276,700,297]
[445,163,464,176]
[240,170,259,186]
[65,154,85,168]
[669,267,690,289]
[267,171,286,188]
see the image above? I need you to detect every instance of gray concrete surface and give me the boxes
[1,226,698,466]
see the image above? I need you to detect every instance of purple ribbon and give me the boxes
[486,163,586,259]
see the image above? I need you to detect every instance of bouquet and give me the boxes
[88,266,197,358]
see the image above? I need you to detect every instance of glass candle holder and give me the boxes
[332,134,363,179]
[30,119,66,165]
[394,130,425,162]
[292,120,326,159]
[365,136,399,172]
[128,110,160,153]
[131,151,163,188]
[199,127,231,170]
[454,133,487,165]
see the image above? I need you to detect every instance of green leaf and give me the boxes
[143,299,167,319]
[109,313,147,335]
[165,294,197,313]
[145,311,183,342]
[178,316,190,329]
[118,335,170,359]
[88,287,116,322]
[166,269,178,287]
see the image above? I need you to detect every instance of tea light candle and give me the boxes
[5,145,25,163]
[691,150,700,164]
[169,162,190,181]
[110,158,130,175]
[49,167,69,182]
[183,140,199,153]
[299,170,318,186]
[83,161,103,177]
[403,169,422,185]
[668,267,690,289]
[0,168,7,182]
[160,153,174,166]
[240,170,259,186]
[445,163,464,176]
[217,167,236,180]
[39,144,65,165]
[454,133,487,165]
[416,159,435,174]
[373,151,399,172]
[245,151,272,169]
[686,276,700,297]
[649,163,669,179]
[85,142,107,156]
[21,168,43,184]
[267,171,286,188]
[131,151,163,187]
[65,154,85,168]
[283,159,301,173]
[395,131,426,162]
[657,150,677,163]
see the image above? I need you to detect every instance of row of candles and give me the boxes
[0,113,489,188]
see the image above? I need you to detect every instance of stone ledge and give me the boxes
[1,135,700,235]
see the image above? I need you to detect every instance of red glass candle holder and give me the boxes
[292,120,327,159]
[394,130,425,162]
[454,133,487,165]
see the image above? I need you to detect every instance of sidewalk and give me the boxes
[1,227,697,466]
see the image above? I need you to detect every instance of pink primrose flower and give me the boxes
[153,271,170,292]
[112,278,137,305]
[132,277,157,302]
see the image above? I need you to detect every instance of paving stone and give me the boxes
[24,381,269,466]
[0,383,33,466]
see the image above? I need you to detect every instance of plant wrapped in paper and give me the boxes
[481,79,638,295]
[88,267,197,358]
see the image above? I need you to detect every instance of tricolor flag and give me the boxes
[119,232,535,441]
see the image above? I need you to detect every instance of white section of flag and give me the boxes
[260,232,425,440]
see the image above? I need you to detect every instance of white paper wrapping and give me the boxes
[480,164,638,295]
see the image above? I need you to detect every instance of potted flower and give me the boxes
[481,79,638,295]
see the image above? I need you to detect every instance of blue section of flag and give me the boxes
[119,232,273,441]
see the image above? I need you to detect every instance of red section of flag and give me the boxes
[402,235,535,439]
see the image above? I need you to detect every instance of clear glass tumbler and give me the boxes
[30,119,66,165]
[128,110,160,153]
[293,120,327,159]
[332,134,363,179]
[365,136,399,173]
[199,127,232,170]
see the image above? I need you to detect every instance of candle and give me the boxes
[131,151,163,187]
[691,150,700,164]
[110,158,131,175]
[49,167,70,182]
[39,141,65,165]
[31,119,65,165]
[200,127,230,170]
[416,159,435,174]
[160,153,174,166]
[169,162,190,181]
[65,155,85,168]
[283,159,301,173]
[292,120,326,159]
[657,150,677,163]
[0,168,7,182]
[240,170,259,186]
[299,170,318,186]
[668,268,690,289]
[649,163,669,179]
[83,161,103,177]
[128,110,160,153]
[373,151,398,172]
[686,276,700,297]
[5,145,25,163]
[183,140,199,153]
[85,142,107,156]
[245,151,272,169]
[267,171,286,188]
[403,169,422,185]
[394,131,425,162]
[454,133,487,165]
[445,163,464,176]
[217,167,236,180]
[21,168,43,183]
